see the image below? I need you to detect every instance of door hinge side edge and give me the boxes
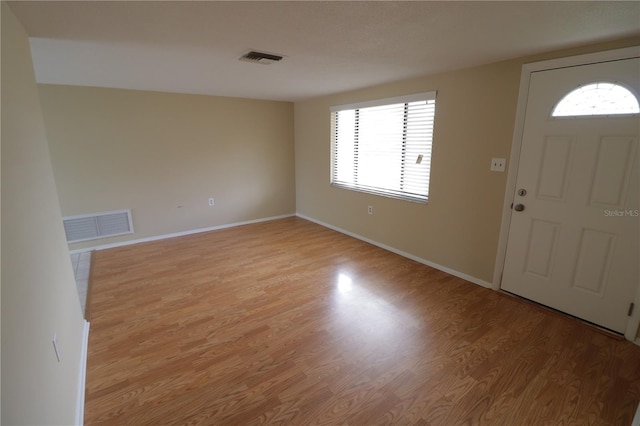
[628,302,635,317]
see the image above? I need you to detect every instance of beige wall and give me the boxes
[294,37,640,284]
[38,85,295,250]
[1,3,86,424]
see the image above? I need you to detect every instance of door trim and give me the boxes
[493,46,640,342]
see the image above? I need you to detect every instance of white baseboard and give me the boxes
[296,213,492,289]
[75,320,90,426]
[70,212,491,289]
[69,214,296,254]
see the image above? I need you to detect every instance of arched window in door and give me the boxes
[551,82,639,117]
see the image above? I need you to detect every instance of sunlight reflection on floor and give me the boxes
[332,271,421,351]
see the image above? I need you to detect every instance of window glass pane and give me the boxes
[552,82,639,117]
[334,110,356,185]
[358,103,404,191]
[403,100,433,196]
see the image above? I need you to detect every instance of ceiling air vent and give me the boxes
[239,50,283,65]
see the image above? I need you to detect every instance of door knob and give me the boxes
[514,204,525,212]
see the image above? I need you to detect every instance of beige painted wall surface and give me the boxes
[1,3,86,424]
[38,85,295,250]
[294,37,640,284]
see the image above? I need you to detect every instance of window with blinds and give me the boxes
[330,91,436,203]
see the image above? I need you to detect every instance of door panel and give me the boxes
[523,219,559,279]
[537,136,573,201]
[502,57,639,333]
[589,136,636,207]
[571,228,615,296]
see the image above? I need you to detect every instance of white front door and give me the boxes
[501,57,639,334]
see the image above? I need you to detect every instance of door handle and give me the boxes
[514,204,525,212]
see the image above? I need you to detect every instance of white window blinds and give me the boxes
[330,91,436,203]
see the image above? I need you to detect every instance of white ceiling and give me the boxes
[9,1,640,102]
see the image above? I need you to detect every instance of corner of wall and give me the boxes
[2,3,87,424]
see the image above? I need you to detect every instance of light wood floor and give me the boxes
[85,217,640,425]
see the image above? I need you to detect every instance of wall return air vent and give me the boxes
[63,209,134,243]
[239,50,284,65]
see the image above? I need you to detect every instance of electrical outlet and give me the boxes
[367,205,373,215]
[490,158,506,172]
[208,198,215,206]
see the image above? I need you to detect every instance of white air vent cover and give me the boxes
[63,209,134,243]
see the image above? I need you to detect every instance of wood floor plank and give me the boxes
[85,217,640,425]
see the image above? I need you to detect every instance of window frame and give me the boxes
[330,91,437,204]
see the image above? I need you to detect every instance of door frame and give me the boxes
[493,46,640,342]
